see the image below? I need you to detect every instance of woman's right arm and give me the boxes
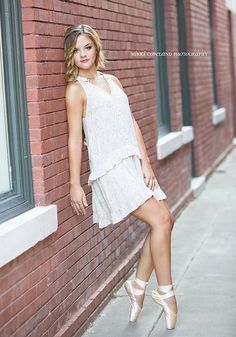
[65,82,88,215]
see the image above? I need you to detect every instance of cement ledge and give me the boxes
[212,107,226,125]
[0,205,58,268]
[191,142,234,199]
[157,126,194,160]
[191,176,206,198]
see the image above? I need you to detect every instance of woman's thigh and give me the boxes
[130,196,174,230]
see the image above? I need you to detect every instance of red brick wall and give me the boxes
[0,1,158,336]
[227,8,236,136]
[185,0,234,176]
[233,10,236,136]
[157,0,192,208]
[0,0,235,336]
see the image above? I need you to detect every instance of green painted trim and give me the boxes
[208,0,218,108]
[177,0,196,177]
[0,0,34,223]
[177,0,192,126]
[152,0,171,136]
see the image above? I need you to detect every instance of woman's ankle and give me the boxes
[158,284,173,293]
[134,277,148,288]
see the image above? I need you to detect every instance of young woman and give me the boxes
[64,24,178,329]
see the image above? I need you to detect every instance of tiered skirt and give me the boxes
[91,155,167,228]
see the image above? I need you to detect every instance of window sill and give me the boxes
[0,205,58,268]
[157,126,194,160]
[191,176,206,198]
[212,107,226,125]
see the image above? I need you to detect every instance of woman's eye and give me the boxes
[73,46,92,54]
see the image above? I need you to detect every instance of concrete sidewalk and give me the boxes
[82,147,236,337]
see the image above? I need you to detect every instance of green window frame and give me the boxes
[177,0,192,126]
[177,0,196,177]
[208,0,218,109]
[0,0,34,223]
[153,0,171,136]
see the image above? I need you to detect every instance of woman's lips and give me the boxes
[81,59,89,63]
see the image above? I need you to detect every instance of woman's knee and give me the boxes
[130,196,174,231]
[150,207,173,233]
[159,201,174,231]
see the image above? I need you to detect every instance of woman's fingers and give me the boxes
[69,187,88,216]
[152,177,160,190]
[77,201,86,215]
[150,178,154,190]
[82,194,88,207]
[71,202,80,215]
[152,177,157,190]
[145,175,154,190]
[71,200,86,215]
[77,202,85,215]
[150,177,154,190]
[146,176,159,191]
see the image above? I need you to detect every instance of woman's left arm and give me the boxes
[130,115,159,191]
[109,75,159,191]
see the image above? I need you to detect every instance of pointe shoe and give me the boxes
[124,278,148,322]
[151,283,177,329]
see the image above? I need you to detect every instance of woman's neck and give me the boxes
[78,69,98,79]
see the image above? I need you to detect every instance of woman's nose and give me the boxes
[80,50,87,58]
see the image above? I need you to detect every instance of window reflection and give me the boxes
[0,22,12,195]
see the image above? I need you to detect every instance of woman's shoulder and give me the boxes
[65,80,86,102]
[66,79,82,92]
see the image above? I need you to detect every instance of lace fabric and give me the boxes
[77,71,142,185]
[76,72,167,228]
[92,155,167,228]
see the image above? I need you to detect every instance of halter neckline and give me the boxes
[77,71,112,97]
[78,71,107,81]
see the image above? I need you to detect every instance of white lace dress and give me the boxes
[76,71,167,228]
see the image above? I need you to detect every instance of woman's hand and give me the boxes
[141,161,159,191]
[69,184,88,215]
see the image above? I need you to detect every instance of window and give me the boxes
[153,0,171,136]
[0,0,34,223]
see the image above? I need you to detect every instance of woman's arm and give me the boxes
[109,75,149,164]
[109,75,159,191]
[131,118,150,165]
[65,82,88,214]
[66,82,83,185]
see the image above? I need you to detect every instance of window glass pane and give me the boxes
[153,0,171,136]
[0,21,12,195]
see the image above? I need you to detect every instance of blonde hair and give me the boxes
[64,24,107,146]
[64,24,106,83]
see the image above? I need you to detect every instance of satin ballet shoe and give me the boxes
[151,283,177,329]
[124,277,148,322]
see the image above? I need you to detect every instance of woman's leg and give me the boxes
[130,197,174,282]
[136,230,153,281]
[129,199,174,307]
[135,199,174,282]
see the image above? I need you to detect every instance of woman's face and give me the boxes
[73,34,97,70]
